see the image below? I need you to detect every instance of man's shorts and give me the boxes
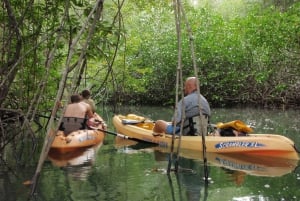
[166,124,180,134]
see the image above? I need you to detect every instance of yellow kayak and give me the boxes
[112,114,299,159]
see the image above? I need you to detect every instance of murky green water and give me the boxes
[1,107,300,201]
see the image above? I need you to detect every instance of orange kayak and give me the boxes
[51,128,105,154]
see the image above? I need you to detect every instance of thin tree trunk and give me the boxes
[30,0,105,196]
[0,0,22,107]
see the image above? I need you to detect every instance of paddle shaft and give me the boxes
[97,128,140,141]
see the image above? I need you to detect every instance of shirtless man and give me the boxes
[64,94,94,118]
[80,90,106,128]
[60,94,94,134]
[81,89,96,113]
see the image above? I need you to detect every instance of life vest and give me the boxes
[216,120,253,133]
[182,115,209,136]
[216,120,253,136]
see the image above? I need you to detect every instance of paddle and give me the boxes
[96,128,147,143]
[90,119,144,142]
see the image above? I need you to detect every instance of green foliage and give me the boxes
[1,0,300,114]
[113,1,300,108]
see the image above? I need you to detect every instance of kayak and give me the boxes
[50,129,105,153]
[112,114,299,159]
[114,137,299,177]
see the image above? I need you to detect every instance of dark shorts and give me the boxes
[166,125,180,134]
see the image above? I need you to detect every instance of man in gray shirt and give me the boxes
[153,77,211,136]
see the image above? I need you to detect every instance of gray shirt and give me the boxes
[174,91,211,124]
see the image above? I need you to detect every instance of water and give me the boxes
[1,107,300,201]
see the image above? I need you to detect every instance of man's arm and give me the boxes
[86,105,94,118]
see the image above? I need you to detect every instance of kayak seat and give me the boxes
[59,117,87,135]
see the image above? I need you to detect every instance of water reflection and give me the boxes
[115,137,299,200]
[47,144,102,180]
[115,137,208,200]
[173,158,208,201]
[166,171,208,201]
[232,195,270,201]
[115,137,299,178]
[2,107,299,200]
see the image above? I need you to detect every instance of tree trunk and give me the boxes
[0,0,22,107]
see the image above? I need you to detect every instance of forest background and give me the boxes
[1,0,300,127]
